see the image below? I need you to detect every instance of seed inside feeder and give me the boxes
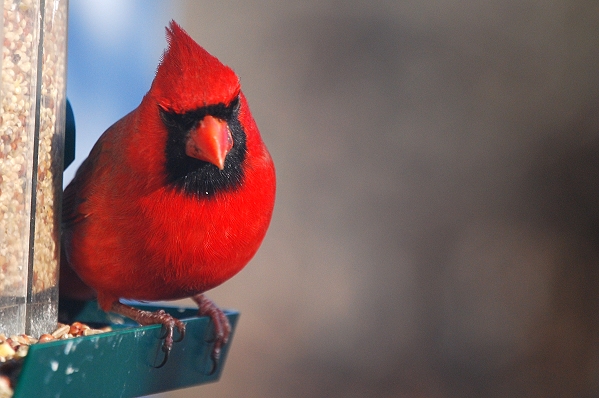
[0,0,68,337]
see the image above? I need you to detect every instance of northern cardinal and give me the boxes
[61,21,276,369]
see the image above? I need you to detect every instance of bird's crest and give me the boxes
[151,21,240,113]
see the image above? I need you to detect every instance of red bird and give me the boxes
[61,21,276,368]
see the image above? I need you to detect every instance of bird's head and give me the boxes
[149,21,248,197]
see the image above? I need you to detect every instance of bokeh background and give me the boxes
[65,1,599,397]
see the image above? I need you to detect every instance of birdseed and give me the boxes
[0,322,112,397]
[0,0,67,337]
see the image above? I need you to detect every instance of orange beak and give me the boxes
[185,115,233,170]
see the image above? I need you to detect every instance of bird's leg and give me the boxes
[110,301,186,368]
[192,294,231,374]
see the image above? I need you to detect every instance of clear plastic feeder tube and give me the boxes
[0,0,67,337]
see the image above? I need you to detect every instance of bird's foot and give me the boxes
[192,294,231,374]
[111,301,186,368]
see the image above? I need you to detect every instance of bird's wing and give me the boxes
[62,127,117,230]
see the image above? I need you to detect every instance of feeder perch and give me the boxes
[12,300,239,397]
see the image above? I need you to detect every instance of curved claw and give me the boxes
[154,344,171,369]
[192,294,231,374]
[110,301,187,369]
[206,355,218,376]
[154,322,178,368]
[158,319,185,343]
[155,320,185,368]
[206,344,224,375]
[203,337,224,375]
[155,317,185,368]
[173,324,185,343]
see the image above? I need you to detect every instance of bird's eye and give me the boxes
[160,110,178,127]
[161,109,198,132]
[230,96,240,114]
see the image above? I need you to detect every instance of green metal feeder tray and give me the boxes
[11,300,239,397]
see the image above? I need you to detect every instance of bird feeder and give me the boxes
[0,2,237,396]
[0,0,67,338]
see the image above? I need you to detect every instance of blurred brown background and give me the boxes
[143,1,599,397]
